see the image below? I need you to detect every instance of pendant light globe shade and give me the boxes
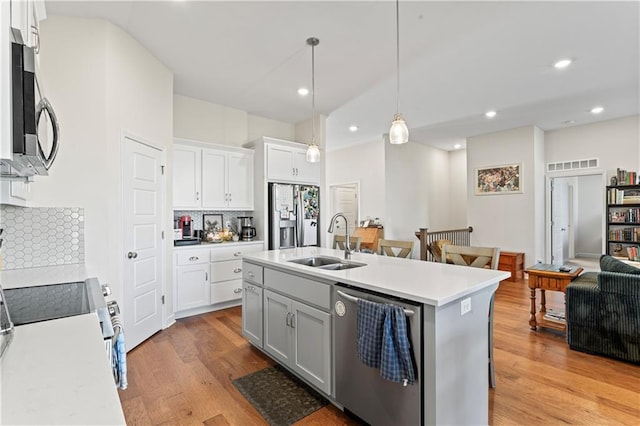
[306,142,320,162]
[389,113,409,144]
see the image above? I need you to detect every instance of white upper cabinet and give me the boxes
[173,140,254,210]
[10,0,44,50]
[266,143,320,184]
[173,145,202,209]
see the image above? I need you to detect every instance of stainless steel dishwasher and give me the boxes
[333,283,422,425]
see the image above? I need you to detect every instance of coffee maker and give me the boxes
[179,215,192,238]
[238,216,256,241]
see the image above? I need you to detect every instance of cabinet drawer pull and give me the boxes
[286,312,292,327]
[205,272,208,281]
[290,313,296,328]
[234,252,242,257]
[248,271,254,278]
[234,288,242,294]
[189,256,199,261]
[196,191,200,201]
[234,268,242,274]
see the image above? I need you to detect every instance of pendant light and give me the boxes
[306,37,321,163]
[389,0,408,144]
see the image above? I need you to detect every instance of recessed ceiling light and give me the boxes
[554,58,572,69]
[454,144,462,149]
[485,110,497,118]
[348,125,358,132]
[590,106,604,114]
[297,88,309,96]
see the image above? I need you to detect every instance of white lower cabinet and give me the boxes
[175,243,263,318]
[175,263,210,311]
[263,288,331,394]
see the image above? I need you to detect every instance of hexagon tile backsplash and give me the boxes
[0,205,85,270]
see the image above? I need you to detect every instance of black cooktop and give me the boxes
[3,282,91,326]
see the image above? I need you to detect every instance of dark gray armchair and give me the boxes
[566,255,640,364]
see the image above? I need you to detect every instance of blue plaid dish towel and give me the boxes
[111,316,128,390]
[381,304,416,385]
[356,298,386,368]
[357,299,416,385]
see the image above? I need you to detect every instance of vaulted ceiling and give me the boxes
[47,1,639,151]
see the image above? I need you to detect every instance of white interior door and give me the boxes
[330,183,359,235]
[551,177,570,265]
[123,135,164,350]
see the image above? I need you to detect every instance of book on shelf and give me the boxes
[627,246,639,260]
[543,308,565,322]
[616,168,639,186]
[608,188,640,204]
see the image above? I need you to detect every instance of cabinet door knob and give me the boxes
[234,268,242,273]
[234,288,242,294]
[196,191,200,201]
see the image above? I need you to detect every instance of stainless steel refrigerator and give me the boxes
[268,183,320,250]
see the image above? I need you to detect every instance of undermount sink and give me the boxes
[288,256,366,270]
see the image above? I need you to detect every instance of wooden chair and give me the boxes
[378,239,414,258]
[441,244,500,388]
[333,235,362,252]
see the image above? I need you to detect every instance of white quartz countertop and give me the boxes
[1,314,126,425]
[173,240,264,250]
[244,247,510,306]
[0,263,92,289]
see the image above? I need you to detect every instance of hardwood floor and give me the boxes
[119,279,640,425]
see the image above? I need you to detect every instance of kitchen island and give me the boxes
[242,247,509,425]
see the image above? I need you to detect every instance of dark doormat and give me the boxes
[232,364,328,426]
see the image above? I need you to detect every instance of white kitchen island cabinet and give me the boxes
[242,247,510,426]
[173,139,253,210]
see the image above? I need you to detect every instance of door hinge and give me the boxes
[161,165,165,175]
[161,295,165,305]
[161,230,165,239]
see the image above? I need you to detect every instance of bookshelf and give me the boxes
[606,184,640,258]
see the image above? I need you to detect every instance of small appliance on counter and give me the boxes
[238,216,257,241]
[174,215,199,246]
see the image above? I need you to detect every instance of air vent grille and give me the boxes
[547,158,598,172]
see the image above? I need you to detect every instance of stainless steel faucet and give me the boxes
[328,213,351,259]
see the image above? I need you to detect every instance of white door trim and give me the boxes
[120,130,168,331]
[545,169,606,263]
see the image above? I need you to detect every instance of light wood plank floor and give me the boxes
[119,279,640,425]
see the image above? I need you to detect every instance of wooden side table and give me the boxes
[498,251,524,282]
[525,264,583,332]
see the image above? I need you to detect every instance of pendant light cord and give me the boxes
[311,40,316,144]
[395,0,400,116]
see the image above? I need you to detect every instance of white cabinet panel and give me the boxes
[210,259,243,283]
[242,282,263,347]
[201,149,226,208]
[173,145,201,209]
[227,151,253,209]
[175,263,210,311]
[210,279,243,304]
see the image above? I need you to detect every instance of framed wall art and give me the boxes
[475,163,522,195]
[203,214,223,232]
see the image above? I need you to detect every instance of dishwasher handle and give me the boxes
[337,290,415,317]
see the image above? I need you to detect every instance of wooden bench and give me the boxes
[498,251,525,282]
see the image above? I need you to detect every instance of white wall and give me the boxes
[467,126,541,265]
[35,16,174,320]
[174,94,295,146]
[448,149,468,228]
[575,174,603,257]
[326,140,385,239]
[545,115,640,179]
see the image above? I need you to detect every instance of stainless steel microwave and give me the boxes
[1,42,59,177]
